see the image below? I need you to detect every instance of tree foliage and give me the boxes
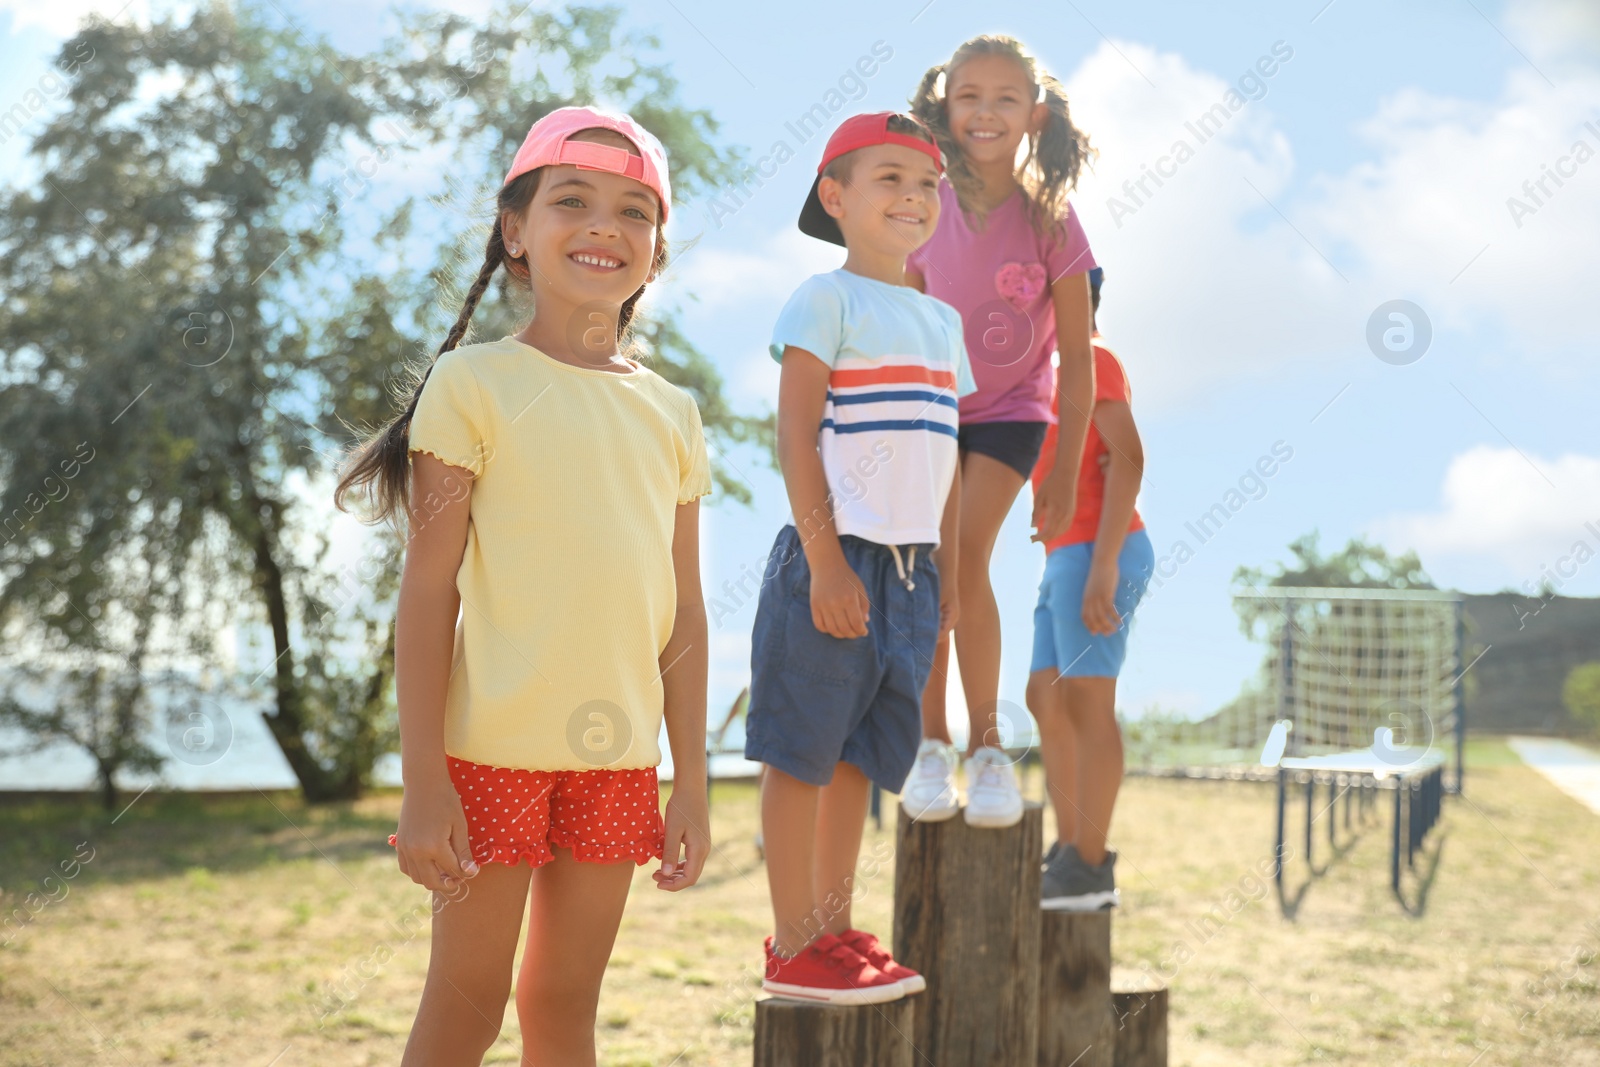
[1229,531,1437,640]
[0,2,765,802]
[1563,662,1600,735]
[1233,531,1435,593]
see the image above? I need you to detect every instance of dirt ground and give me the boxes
[2,737,1597,1066]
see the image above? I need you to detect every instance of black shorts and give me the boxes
[957,421,1049,480]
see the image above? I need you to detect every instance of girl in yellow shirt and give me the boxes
[335,107,712,1067]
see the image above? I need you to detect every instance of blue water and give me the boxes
[0,666,1055,793]
[0,703,764,792]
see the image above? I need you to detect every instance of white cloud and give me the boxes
[1306,81,1600,346]
[662,225,842,400]
[0,0,152,38]
[665,224,842,314]
[1058,17,1600,406]
[1062,40,1364,409]
[1303,7,1600,357]
[1369,445,1600,585]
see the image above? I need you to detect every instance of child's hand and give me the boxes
[938,580,960,638]
[1032,469,1078,544]
[1081,562,1122,636]
[394,772,480,895]
[810,559,871,638]
[655,785,711,892]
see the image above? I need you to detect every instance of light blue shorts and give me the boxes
[1029,528,1155,679]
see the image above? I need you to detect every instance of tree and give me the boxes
[0,2,766,803]
[1233,531,1435,592]
[0,656,166,815]
[0,500,221,809]
[1563,663,1600,735]
[1230,532,1437,640]
[340,3,772,501]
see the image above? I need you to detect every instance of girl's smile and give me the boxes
[960,124,1011,161]
[568,247,627,272]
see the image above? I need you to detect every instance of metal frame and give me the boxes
[1237,586,1468,795]
[1272,757,1446,914]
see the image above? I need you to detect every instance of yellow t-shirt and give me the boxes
[408,335,712,772]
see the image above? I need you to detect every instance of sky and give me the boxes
[2,0,1597,740]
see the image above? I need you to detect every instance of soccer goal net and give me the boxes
[1123,587,1466,789]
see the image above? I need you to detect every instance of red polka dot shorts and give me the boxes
[387,756,665,869]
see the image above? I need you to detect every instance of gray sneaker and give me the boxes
[1041,843,1119,911]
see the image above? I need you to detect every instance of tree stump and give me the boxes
[894,803,1043,1067]
[1110,967,1168,1067]
[1038,911,1114,1067]
[752,996,917,1067]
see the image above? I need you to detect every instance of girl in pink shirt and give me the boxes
[900,34,1099,830]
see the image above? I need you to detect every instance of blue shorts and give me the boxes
[745,525,939,793]
[1029,528,1155,679]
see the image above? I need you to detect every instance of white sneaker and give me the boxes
[900,739,961,821]
[964,746,1023,828]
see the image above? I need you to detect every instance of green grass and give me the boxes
[1,736,1598,1065]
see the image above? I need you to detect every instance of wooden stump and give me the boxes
[752,996,917,1067]
[1038,911,1114,1067]
[1110,967,1168,1067]
[894,803,1043,1067]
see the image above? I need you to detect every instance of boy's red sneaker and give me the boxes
[762,933,906,1005]
[838,928,925,993]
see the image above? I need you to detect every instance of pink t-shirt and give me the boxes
[908,180,1097,425]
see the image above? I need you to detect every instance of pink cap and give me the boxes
[503,106,672,221]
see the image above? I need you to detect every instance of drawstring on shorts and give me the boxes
[888,544,918,592]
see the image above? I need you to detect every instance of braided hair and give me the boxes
[334,137,669,526]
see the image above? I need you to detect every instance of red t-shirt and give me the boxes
[1031,336,1145,551]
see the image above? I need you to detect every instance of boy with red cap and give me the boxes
[744,112,975,1003]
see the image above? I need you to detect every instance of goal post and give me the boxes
[1126,587,1466,793]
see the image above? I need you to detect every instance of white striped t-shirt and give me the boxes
[769,269,976,546]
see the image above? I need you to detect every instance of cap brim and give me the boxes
[798,174,846,247]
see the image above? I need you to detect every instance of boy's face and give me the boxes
[818,142,942,259]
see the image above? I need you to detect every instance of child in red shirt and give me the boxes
[1025,267,1154,911]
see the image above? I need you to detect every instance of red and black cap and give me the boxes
[798,112,944,246]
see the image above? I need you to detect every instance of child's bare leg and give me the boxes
[762,765,820,956]
[402,862,533,1067]
[812,761,871,935]
[954,452,1028,756]
[514,848,635,1067]
[919,634,953,742]
[1061,676,1123,865]
[1027,668,1080,847]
